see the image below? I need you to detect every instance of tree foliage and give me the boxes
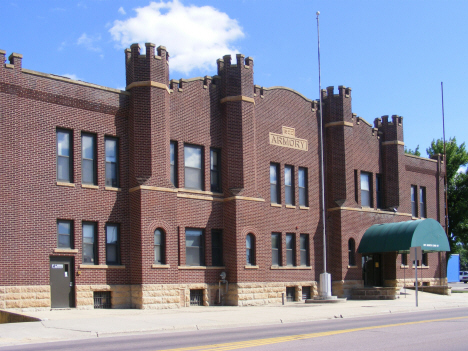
[405,145,421,156]
[427,138,468,251]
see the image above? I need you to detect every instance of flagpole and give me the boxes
[441,82,448,236]
[316,11,332,298]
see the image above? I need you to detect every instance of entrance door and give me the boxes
[362,254,382,287]
[50,257,75,308]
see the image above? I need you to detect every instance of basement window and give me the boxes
[94,291,111,309]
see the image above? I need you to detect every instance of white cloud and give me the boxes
[457,165,467,174]
[77,33,102,52]
[118,6,126,15]
[109,0,244,75]
[61,73,81,81]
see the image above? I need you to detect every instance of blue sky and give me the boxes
[2,0,467,157]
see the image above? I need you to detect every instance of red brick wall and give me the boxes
[0,46,447,292]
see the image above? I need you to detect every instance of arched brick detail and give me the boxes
[147,220,171,235]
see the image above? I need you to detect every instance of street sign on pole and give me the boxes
[410,246,422,307]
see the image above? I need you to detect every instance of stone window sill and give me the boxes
[105,186,121,191]
[54,248,78,254]
[400,265,429,269]
[178,188,223,197]
[152,264,170,269]
[79,264,126,269]
[56,181,75,187]
[82,184,99,190]
[270,203,282,208]
[245,265,259,269]
[285,205,296,209]
[299,206,309,210]
[178,265,207,270]
[270,266,311,270]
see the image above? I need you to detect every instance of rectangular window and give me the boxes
[286,233,295,266]
[298,167,308,207]
[106,224,120,265]
[186,228,204,266]
[411,185,417,217]
[57,220,73,249]
[184,145,203,190]
[422,252,428,266]
[376,174,383,209]
[354,170,358,203]
[401,253,407,266]
[105,137,119,187]
[57,129,73,182]
[284,165,294,205]
[360,172,371,207]
[211,230,223,266]
[170,141,177,187]
[82,133,97,185]
[210,148,221,192]
[82,222,97,264]
[419,187,426,218]
[300,234,309,266]
[270,163,280,204]
[271,232,281,266]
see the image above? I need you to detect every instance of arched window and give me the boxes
[348,238,356,266]
[154,229,165,264]
[246,234,255,265]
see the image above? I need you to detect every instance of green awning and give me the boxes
[358,218,450,254]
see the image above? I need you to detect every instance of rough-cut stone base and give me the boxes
[0,286,50,311]
[384,277,447,288]
[332,280,364,298]
[76,284,132,309]
[226,282,318,306]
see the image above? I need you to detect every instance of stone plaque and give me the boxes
[269,126,308,151]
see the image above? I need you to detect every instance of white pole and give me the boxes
[316,11,332,298]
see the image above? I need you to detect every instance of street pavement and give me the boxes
[1,288,468,347]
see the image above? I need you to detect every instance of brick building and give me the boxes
[0,43,448,310]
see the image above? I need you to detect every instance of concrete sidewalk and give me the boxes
[1,289,468,347]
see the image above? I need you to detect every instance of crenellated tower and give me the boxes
[374,115,405,210]
[322,86,355,208]
[217,54,257,197]
[125,43,171,188]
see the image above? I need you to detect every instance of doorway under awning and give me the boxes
[358,218,450,254]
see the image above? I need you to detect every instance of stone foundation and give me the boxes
[0,286,50,311]
[226,281,318,306]
[76,284,132,309]
[332,280,364,298]
[384,277,447,288]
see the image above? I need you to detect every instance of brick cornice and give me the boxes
[126,80,170,93]
[220,95,255,104]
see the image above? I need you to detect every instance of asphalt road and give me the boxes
[2,308,468,351]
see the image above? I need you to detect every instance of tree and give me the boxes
[405,145,421,156]
[427,138,468,252]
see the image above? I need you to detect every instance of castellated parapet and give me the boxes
[125,43,169,87]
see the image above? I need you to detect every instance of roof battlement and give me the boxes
[322,85,351,99]
[216,54,253,75]
[0,50,22,70]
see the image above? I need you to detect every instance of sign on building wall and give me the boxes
[269,127,308,151]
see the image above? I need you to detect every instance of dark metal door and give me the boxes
[50,257,74,308]
[286,287,295,302]
[363,254,382,287]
